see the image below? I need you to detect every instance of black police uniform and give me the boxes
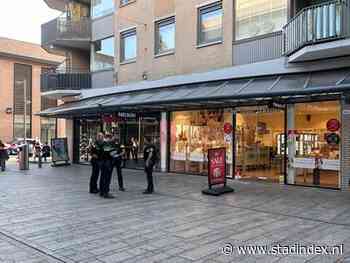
[143,143,157,193]
[99,141,116,197]
[89,140,104,193]
[112,143,125,191]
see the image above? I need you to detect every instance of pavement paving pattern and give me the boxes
[1,163,350,262]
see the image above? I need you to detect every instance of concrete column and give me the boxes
[287,104,296,184]
[160,112,168,172]
[65,119,74,163]
[341,98,350,190]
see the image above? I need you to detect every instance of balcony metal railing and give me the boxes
[41,69,91,93]
[283,0,350,55]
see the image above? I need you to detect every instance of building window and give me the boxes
[14,64,32,139]
[120,29,137,62]
[92,36,115,71]
[40,72,57,144]
[155,17,175,55]
[198,2,223,45]
[235,0,287,41]
[91,0,114,19]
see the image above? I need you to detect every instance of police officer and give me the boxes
[89,133,104,194]
[112,136,125,191]
[143,137,158,194]
[99,133,116,199]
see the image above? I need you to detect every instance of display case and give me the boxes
[170,110,232,176]
[277,133,319,157]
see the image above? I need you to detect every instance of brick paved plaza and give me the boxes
[1,162,350,262]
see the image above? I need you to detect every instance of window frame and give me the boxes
[120,0,136,8]
[234,0,288,41]
[197,1,223,46]
[91,0,115,19]
[155,16,176,56]
[92,36,115,71]
[13,63,32,139]
[120,28,137,63]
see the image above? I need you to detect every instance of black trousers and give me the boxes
[114,161,124,189]
[131,147,138,162]
[90,159,101,191]
[100,159,113,195]
[0,160,6,171]
[145,166,154,192]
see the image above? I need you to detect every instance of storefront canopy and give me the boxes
[39,68,350,118]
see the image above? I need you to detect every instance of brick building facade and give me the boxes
[0,37,65,143]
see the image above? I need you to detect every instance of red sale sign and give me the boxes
[327,119,340,132]
[223,123,233,134]
[208,148,226,186]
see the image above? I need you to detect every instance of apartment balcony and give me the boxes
[41,69,91,99]
[44,0,91,12]
[41,16,91,51]
[284,0,350,63]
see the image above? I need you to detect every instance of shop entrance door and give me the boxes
[235,106,285,183]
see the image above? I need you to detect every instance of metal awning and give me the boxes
[39,68,350,118]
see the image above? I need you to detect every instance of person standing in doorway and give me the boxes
[143,137,158,194]
[0,140,9,172]
[42,142,51,162]
[89,133,104,194]
[99,133,116,198]
[112,136,125,191]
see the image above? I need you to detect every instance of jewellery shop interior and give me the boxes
[170,100,341,189]
[77,112,160,169]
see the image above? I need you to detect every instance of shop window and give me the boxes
[198,2,223,45]
[40,84,57,144]
[235,0,287,40]
[155,16,175,55]
[235,106,285,183]
[287,101,341,188]
[92,37,115,71]
[120,29,137,63]
[79,119,102,164]
[170,110,233,177]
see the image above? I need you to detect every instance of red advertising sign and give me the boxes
[327,119,340,132]
[208,148,226,186]
[223,123,233,134]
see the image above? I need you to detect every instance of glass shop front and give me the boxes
[169,100,341,189]
[77,113,160,169]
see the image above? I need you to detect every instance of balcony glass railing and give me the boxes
[283,0,350,55]
[57,16,91,40]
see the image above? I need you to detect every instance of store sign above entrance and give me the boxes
[327,119,340,132]
[118,112,137,119]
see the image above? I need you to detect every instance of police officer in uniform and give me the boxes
[99,133,116,198]
[89,133,104,194]
[143,137,158,194]
[112,137,125,191]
